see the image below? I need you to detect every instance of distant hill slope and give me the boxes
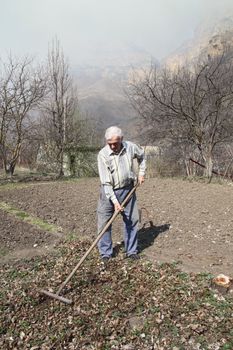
[164,15,233,69]
[73,15,233,139]
[72,44,156,139]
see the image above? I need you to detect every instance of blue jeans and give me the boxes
[97,184,139,258]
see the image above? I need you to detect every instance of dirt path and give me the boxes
[0,178,232,276]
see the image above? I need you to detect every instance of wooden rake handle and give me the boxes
[57,182,139,295]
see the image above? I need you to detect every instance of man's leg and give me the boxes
[114,187,139,257]
[122,192,139,256]
[97,186,114,258]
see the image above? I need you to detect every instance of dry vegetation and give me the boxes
[0,178,233,349]
[1,238,233,350]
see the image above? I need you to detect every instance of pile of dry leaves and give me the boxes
[1,238,232,350]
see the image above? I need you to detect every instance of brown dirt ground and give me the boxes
[0,178,232,276]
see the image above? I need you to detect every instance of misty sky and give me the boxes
[1,0,233,66]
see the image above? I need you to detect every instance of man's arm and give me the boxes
[98,153,124,211]
[98,154,124,211]
[133,144,146,185]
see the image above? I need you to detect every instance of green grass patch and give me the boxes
[0,201,61,233]
[0,182,31,191]
[0,247,9,257]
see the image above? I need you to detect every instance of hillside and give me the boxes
[73,15,233,139]
[72,44,156,138]
[164,15,233,69]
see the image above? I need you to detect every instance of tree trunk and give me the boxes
[203,149,213,180]
[59,149,64,177]
[5,162,16,177]
[185,159,191,177]
[59,166,64,177]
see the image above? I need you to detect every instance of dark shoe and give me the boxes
[100,256,111,270]
[128,254,140,260]
[102,256,111,262]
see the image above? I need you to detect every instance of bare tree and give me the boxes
[128,50,233,179]
[0,56,46,176]
[43,38,78,176]
[213,142,233,179]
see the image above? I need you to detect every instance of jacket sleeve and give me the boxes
[97,153,118,204]
[133,144,146,176]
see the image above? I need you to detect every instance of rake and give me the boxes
[40,182,139,304]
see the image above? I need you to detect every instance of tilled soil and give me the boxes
[0,210,55,252]
[0,178,232,276]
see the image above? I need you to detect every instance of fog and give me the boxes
[1,0,233,65]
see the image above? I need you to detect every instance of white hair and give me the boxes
[105,126,123,140]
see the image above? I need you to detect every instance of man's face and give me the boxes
[107,136,123,153]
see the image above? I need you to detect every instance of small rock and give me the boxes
[122,344,135,350]
[128,315,144,330]
[20,331,25,340]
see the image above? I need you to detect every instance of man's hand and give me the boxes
[114,202,124,212]
[138,175,145,185]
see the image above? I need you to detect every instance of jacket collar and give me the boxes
[107,141,126,156]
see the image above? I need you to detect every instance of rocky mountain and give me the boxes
[73,15,233,139]
[164,15,233,69]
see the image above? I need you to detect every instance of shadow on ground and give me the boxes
[112,222,170,257]
[138,222,170,253]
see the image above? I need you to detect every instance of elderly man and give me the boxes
[97,126,146,261]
